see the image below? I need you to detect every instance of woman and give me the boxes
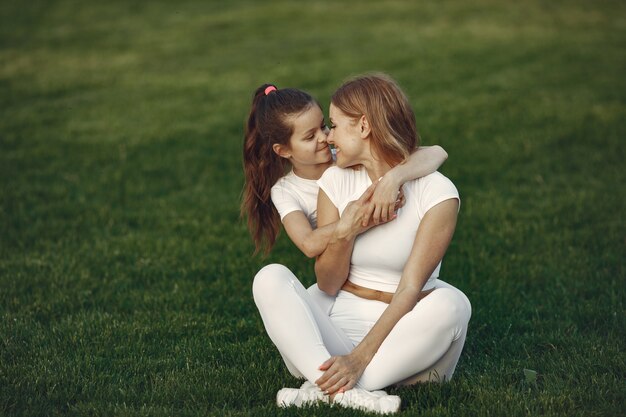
[243,84,449,413]
[252,75,471,413]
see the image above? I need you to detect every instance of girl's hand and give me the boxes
[315,354,368,396]
[367,172,405,225]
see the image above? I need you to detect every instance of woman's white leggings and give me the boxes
[252,264,472,391]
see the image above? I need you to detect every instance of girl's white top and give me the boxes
[271,170,319,228]
[317,166,460,293]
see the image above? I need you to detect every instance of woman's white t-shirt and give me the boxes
[271,170,319,228]
[317,166,459,293]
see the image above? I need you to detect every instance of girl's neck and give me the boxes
[292,161,333,180]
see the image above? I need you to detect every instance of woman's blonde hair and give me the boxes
[331,73,419,166]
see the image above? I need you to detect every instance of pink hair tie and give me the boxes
[264,85,277,95]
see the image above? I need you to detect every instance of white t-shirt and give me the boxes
[271,170,319,228]
[317,166,459,293]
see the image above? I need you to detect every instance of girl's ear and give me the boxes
[359,115,371,139]
[272,143,291,159]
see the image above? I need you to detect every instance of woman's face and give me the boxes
[327,103,364,168]
[281,105,331,168]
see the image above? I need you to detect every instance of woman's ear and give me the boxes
[272,143,291,159]
[359,115,371,139]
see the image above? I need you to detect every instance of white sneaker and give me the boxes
[378,394,402,414]
[333,387,401,414]
[276,381,329,408]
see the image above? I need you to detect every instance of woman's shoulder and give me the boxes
[408,171,455,189]
[318,166,369,206]
[405,171,459,212]
[319,165,344,180]
[320,165,367,183]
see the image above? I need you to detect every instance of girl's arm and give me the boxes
[368,145,448,224]
[281,211,336,258]
[315,198,459,394]
[281,176,386,259]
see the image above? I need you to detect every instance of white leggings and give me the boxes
[252,264,472,391]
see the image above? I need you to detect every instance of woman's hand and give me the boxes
[367,171,405,225]
[336,181,379,238]
[315,354,368,395]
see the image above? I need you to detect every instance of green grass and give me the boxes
[1,0,624,415]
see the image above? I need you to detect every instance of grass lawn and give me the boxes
[1,0,624,416]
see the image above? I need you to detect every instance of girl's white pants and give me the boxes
[252,264,471,391]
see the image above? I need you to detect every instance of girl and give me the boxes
[252,75,471,413]
[241,84,447,258]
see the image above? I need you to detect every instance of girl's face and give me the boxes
[327,103,365,168]
[279,105,331,167]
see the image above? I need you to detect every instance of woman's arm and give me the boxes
[314,183,379,295]
[315,198,459,394]
[281,211,337,258]
[368,145,448,224]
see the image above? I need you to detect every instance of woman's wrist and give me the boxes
[351,344,376,367]
[332,226,356,242]
[333,211,362,241]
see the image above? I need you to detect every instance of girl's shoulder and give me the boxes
[273,170,314,192]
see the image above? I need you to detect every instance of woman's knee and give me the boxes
[252,263,294,300]
[426,288,470,332]
[355,375,383,392]
[460,291,472,319]
[436,281,471,316]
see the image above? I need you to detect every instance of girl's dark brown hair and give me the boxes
[241,84,317,255]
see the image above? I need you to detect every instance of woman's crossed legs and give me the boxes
[252,264,471,391]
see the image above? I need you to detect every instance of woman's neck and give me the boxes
[360,154,393,182]
[292,161,333,180]
[353,140,393,182]
[361,148,392,182]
